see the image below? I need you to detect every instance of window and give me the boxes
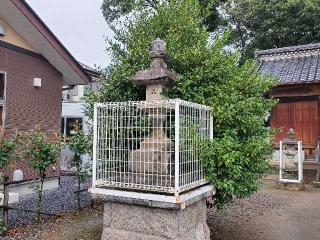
[61,117,83,137]
[0,105,3,127]
[0,73,5,127]
[0,25,5,36]
[0,73,4,100]
[69,85,78,96]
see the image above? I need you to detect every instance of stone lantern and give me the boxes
[129,38,176,180]
[132,38,177,101]
[90,39,214,240]
[279,128,303,184]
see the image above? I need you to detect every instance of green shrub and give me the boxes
[86,0,277,206]
[67,123,91,210]
[23,126,60,221]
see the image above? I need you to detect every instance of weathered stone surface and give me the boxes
[132,38,177,93]
[105,172,174,189]
[146,84,167,100]
[128,38,176,181]
[13,169,24,181]
[312,181,320,188]
[272,150,305,164]
[149,38,167,59]
[276,180,305,191]
[130,150,173,175]
[101,199,210,240]
[315,149,320,162]
[129,114,174,176]
[99,38,210,240]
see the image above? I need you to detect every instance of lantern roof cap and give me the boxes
[132,38,177,86]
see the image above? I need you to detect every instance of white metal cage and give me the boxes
[279,140,303,183]
[92,99,212,195]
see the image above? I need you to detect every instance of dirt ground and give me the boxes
[4,179,320,240]
[209,179,320,240]
[240,189,320,240]
[4,205,104,240]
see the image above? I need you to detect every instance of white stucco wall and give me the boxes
[61,101,92,172]
[62,101,90,133]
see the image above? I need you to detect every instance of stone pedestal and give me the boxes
[101,199,210,240]
[276,180,305,191]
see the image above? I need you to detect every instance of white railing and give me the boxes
[92,99,212,195]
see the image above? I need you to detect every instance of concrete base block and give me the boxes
[276,181,305,191]
[312,181,320,188]
[6,177,59,197]
[0,192,19,205]
[101,199,210,240]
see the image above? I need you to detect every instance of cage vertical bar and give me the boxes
[209,113,214,140]
[92,103,98,187]
[279,140,283,182]
[298,141,303,183]
[174,99,180,195]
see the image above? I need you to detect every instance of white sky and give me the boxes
[26,0,112,68]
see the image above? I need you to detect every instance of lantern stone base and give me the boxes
[276,180,305,191]
[101,199,210,240]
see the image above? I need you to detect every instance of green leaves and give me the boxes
[101,0,223,30]
[0,129,20,171]
[67,128,91,165]
[23,127,60,174]
[87,0,277,206]
[223,0,320,61]
[103,0,320,62]
[0,217,6,236]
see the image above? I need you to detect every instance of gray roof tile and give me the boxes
[255,43,320,85]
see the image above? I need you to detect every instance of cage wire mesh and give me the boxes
[279,140,303,183]
[93,99,212,194]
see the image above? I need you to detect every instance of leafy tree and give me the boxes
[101,0,158,24]
[102,0,320,62]
[101,0,224,30]
[23,127,60,221]
[222,0,320,60]
[87,0,276,206]
[67,123,91,210]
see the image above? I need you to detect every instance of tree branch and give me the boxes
[145,0,160,10]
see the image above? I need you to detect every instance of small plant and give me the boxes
[22,126,60,222]
[0,128,20,175]
[67,122,91,210]
[0,217,6,235]
[0,128,20,233]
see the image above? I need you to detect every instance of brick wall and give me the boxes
[0,45,62,180]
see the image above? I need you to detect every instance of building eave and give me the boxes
[0,0,91,85]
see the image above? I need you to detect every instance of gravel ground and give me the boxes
[4,205,103,240]
[7,176,92,228]
[207,189,290,240]
[4,177,320,240]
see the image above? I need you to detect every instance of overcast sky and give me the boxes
[26,0,112,68]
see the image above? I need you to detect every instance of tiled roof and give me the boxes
[78,62,100,78]
[255,43,320,85]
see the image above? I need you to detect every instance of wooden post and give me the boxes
[2,176,9,228]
